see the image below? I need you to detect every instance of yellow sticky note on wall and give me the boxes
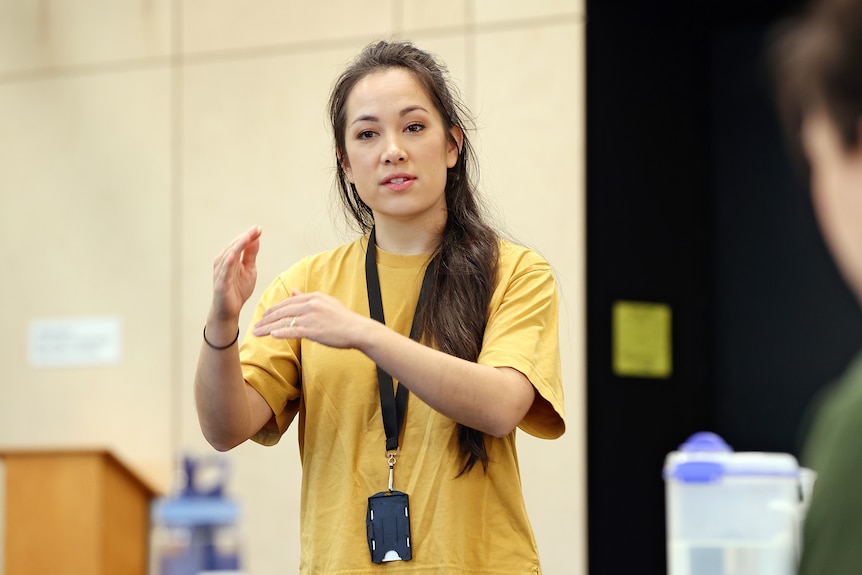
[612,300,673,379]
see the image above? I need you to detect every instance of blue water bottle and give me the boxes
[151,455,243,575]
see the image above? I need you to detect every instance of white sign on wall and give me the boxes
[29,317,122,368]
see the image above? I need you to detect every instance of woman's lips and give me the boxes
[382,174,415,191]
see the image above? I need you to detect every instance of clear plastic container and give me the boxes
[663,432,805,575]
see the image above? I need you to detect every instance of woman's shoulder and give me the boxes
[306,235,368,263]
[274,236,368,282]
[288,235,367,265]
[495,237,553,273]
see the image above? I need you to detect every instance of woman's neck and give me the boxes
[372,219,444,255]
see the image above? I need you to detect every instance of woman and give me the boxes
[195,40,565,574]
[772,0,862,572]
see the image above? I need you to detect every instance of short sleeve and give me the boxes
[240,261,307,446]
[478,243,565,439]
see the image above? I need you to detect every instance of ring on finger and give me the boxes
[289,316,297,328]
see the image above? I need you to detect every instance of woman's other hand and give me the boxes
[253,289,372,349]
[211,225,262,322]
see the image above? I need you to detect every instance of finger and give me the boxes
[229,225,260,258]
[254,314,299,338]
[259,289,314,320]
[219,225,259,262]
[260,298,294,320]
[213,226,256,270]
[245,224,262,240]
[241,228,262,268]
[276,315,298,336]
[252,316,277,336]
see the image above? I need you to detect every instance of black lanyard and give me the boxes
[365,228,437,453]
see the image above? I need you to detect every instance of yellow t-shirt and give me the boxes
[241,235,565,575]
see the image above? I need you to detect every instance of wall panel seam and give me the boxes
[0,13,585,85]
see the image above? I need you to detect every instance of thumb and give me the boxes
[241,226,262,268]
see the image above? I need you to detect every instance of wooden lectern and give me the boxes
[0,449,158,575]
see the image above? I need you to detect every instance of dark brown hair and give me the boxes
[328,41,499,474]
[771,0,862,153]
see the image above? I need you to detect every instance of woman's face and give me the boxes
[341,68,460,234]
[803,111,862,302]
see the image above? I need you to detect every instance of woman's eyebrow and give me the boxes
[350,105,430,126]
[351,114,378,125]
[399,105,429,117]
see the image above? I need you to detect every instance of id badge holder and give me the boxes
[366,490,412,562]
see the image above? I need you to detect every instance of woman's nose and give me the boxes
[382,135,407,164]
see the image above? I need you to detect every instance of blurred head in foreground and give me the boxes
[773,0,862,304]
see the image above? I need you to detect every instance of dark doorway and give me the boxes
[585,2,862,574]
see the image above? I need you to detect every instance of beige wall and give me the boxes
[0,1,585,574]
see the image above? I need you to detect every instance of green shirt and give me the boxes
[800,350,862,575]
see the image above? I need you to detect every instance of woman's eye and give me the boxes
[406,123,425,133]
[357,130,376,140]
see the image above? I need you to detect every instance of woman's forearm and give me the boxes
[357,319,535,437]
[194,318,272,451]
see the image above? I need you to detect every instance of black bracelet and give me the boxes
[203,326,240,350]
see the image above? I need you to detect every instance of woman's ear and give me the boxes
[338,149,354,183]
[447,125,464,169]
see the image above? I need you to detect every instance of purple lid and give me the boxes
[680,431,733,453]
[664,432,799,484]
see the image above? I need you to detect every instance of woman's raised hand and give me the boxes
[210,226,262,322]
